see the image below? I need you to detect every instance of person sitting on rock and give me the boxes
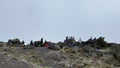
[44,40,49,47]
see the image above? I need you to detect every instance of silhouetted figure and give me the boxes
[21,40,25,45]
[66,36,68,40]
[44,40,49,47]
[44,40,47,44]
[30,40,34,46]
[40,38,43,47]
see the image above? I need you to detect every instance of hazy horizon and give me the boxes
[0,0,120,44]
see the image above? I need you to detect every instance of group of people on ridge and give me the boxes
[29,38,49,47]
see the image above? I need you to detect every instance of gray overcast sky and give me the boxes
[0,0,120,43]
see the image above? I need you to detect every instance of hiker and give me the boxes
[79,38,82,45]
[30,40,34,46]
[40,38,43,47]
[21,40,25,45]
[44,40,49,47]
[34,41,38,47]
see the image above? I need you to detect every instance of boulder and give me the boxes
[53,44,61,50]
[7,38,21,46]
[48,44,61,50]
[56,42,65,48]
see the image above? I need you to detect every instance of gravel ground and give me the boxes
[0,54,33,68]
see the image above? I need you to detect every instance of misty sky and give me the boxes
[0,0,120,43]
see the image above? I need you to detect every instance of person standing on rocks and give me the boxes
[40,38,43,47]
[21,40,25,45]
[30,40,34,46]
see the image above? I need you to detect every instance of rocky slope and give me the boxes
[0,37,120,68]
[0,45,120,68]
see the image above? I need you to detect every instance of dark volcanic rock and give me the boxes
[8,38,21,46]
